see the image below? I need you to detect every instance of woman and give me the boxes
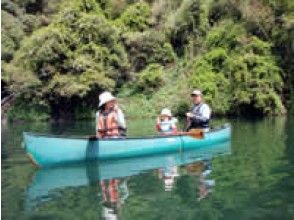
[96,91,126,138]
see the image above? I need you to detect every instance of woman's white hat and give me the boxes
[99,91,116,107]
[160,108,172,117]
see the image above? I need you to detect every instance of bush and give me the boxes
[188,21,286,115]
[168,0,208,56]
[21,14,41,32]
[7,97,50,121]
[5,0,129,118]
[208,0,241,25]
[135,64,164,95]
[205,20,244,50]
[1,11,25,62]
[115,2,151,32]
[123,31,175,71]
[1,0,23,16]
[97,0,128,19]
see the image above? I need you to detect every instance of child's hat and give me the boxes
[160,108,172,117]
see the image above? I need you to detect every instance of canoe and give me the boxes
[26,141,231,210]
[23,124,231,167]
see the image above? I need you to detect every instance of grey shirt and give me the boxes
[191,103,211,121]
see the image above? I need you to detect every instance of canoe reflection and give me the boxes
[26,141,230,213]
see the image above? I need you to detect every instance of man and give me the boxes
[96,91,126,138]
[186,89,211,132]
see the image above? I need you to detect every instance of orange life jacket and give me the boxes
[100,179,119,203]
[97,110,120,138]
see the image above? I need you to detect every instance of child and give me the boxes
[156,108,178,135]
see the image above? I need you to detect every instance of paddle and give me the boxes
[87,129,204,140]
[177,129,204,139]
[88,135,99,140]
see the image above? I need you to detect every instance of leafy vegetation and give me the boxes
[189,21,285,115]
[2,0,293,120]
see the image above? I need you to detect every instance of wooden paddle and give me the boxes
[177,129,204,139]
[87,129,204,140]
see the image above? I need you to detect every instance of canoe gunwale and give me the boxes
[23,124,230,140]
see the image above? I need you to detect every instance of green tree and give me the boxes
[189,21,285,115]
[135,64,165,95]
[122,31,175,72]
[4,0,129,118]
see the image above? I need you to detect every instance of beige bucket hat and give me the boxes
[99,91,116,107]
[191,89,202,96]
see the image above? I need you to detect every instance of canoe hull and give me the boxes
[24,124,231,167]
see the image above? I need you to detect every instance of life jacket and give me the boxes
[190,103,210,129]
[97,110,120,138]
[100,179,119,203]
[157,118,177,134]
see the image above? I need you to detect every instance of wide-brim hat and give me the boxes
[99,91,116,107]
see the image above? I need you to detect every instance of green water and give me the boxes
[1,116,294,220]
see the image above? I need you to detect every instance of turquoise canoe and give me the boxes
[23,124,231,167]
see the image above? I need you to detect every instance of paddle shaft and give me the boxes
[87,129,204,140]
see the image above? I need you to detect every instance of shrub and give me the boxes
[1,11,25,62]
[135,64,164,95]
[189,21,286,115]
[4,0,129,119]
[21,14,41,32]
[205,20,244,50]
[168,0,208,56]
[123,31,175,71]
[7,97,50,121]
[208,0,241,25]
[115,2,151,32]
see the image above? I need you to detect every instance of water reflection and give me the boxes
[158,166,179,191]
[100,179,129,220]
[186,160,214,200]
[157,159,215,201]
[25,142,230,217]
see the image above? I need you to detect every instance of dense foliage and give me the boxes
[189,21,285,115]
[2,0,293,120]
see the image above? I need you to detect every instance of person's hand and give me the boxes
[186,112,194,118]
[113,104,119,112]
[156,117,161,123]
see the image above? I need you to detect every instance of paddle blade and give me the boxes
[188,129,204,139]
[189,132,204,139]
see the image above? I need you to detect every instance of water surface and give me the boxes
[1,116,294,219]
